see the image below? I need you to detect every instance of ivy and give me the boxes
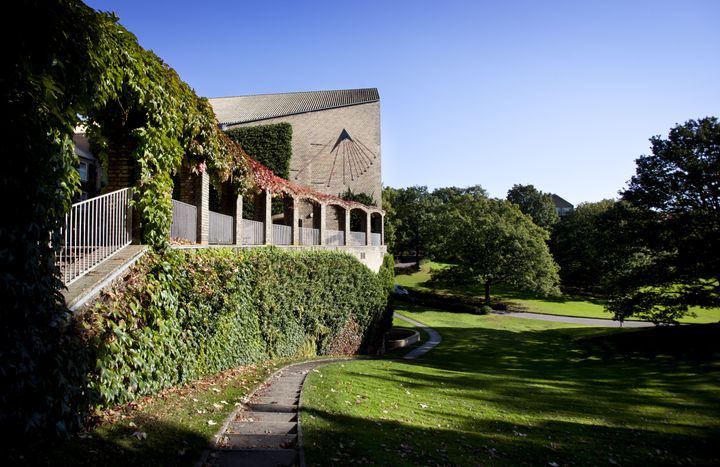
[86,248,394,407]
[225,123,293,180]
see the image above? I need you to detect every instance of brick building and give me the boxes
[208,88,382,207]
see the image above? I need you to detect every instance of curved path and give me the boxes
[496,311,655,327]
[202,317,444,466]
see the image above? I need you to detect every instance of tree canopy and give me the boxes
[506,184,559,230]
[607,117,720,323]
[433,195,560,302]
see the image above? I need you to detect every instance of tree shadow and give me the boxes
[303,320,720,465]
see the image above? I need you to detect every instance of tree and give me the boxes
[381,186,397,253]
[434,196,560,302]
[607,117,720,323]
[391,186,439,266]
[551,199,649,292]
[506,184,559,230]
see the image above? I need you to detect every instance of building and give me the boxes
[552,194,574,217]
[208,88,382,206]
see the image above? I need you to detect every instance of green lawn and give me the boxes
[395,261,720,323]
[301,304,720,466]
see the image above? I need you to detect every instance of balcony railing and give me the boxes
[300,227,320,245]
[242,219,264,245]
[171,199,197,243]
[272,224,292,245]
[209,210,233,244]
[58,187,132,285]
[325,229,345,246]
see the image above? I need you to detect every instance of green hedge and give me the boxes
[225,123,293,179]
[86,248,393,406]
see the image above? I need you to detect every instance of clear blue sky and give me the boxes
[85,0,719,205]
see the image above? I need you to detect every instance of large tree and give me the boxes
[506,184,559,230]
[434,196,560,302]
[607,117,720,323]
[390,186,439,265]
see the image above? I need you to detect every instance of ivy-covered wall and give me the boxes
[225,123,293,180]
[85,248,394,407]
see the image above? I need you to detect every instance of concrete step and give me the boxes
[220,433,297,450]
[226,421,297,435]
[207,448,298,467]
[235,411,297,423]
[253,395,299,405]
[248,403,298,413]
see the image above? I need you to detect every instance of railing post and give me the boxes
[197,172,210,245]
[263,189,273,245]
[344,207,350,247]
[319,203,327,246]
[234,195,243,245]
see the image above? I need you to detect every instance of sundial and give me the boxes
[293,128,377,187]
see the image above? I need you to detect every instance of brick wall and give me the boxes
[227,102,382,208]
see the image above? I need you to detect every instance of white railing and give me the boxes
[209,210,233,244]
[242,219,264,245]
[300,227,320,245]
[349,231,366,246]
[325,229,345,246]
[58,187,132,285]
[371,232,382,246]
[171,199,197,243]
[273,224,292,245]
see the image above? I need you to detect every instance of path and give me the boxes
[497,311,655,327]
[201,359,347,467]
[393,313,443,359]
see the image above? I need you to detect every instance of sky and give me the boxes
[84,0,719,205]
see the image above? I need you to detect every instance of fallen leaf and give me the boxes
[420,403,428,408]
[207,420,217,426]
[131,431,147,440]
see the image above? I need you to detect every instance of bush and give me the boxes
[84,248,392,407]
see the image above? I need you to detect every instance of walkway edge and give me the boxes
[393,313,442,359]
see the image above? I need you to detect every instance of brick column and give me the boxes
[234,195,243,245]
[365,210,372,246]
[263,189,272,245]
[344,207,351,247]
[197,171,209,245]
[292,196,300,245]
[319,203,327,245]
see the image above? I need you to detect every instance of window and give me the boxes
[78,161,89,181]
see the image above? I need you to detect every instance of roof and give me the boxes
[552,194,574,209]
[73,133,95,161]
[208,88,379,125]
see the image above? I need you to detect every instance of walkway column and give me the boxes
[365,210,372,246]
[319,203,327,245]
[263,189,272,245]
[381,213,385,245]
[234,195,243,245]
[292,196,300,245]
[197,171,210,245]
[344,207,350,247]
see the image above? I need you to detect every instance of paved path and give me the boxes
[496,311,655,327]
[393,313,443,359]
[201,359,347,467]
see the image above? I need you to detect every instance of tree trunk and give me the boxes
[484,281,491,303]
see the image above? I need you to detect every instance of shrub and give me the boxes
[85,248,392,407]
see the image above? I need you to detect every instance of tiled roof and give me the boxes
[208,88,379,125]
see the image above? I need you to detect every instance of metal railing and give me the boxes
[171,199,197,243]
[58,187,132,285]
[349,231,366,246]
[371,232,382,246]
[209,210,233,244]
[325,229,345,246]
[299,227,320,245]
[272,224,292,245]
[242,219,264,245]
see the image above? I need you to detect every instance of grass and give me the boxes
[6,359,300,466]
[301,304,720,466]
[395,261,720,323]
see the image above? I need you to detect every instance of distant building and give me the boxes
[552,194,574,217]
[208,88,382,207]
[73,131,102,200]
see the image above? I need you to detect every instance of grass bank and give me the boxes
[301,304,720,466]
[395,261,720,323]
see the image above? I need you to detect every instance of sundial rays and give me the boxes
[294,128,376,187]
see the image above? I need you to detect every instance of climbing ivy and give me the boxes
[225,123,293,180]
[1,0,250,436]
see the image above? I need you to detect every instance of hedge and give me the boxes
[85,248,393,407]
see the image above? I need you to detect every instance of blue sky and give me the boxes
[85,0,719,205]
